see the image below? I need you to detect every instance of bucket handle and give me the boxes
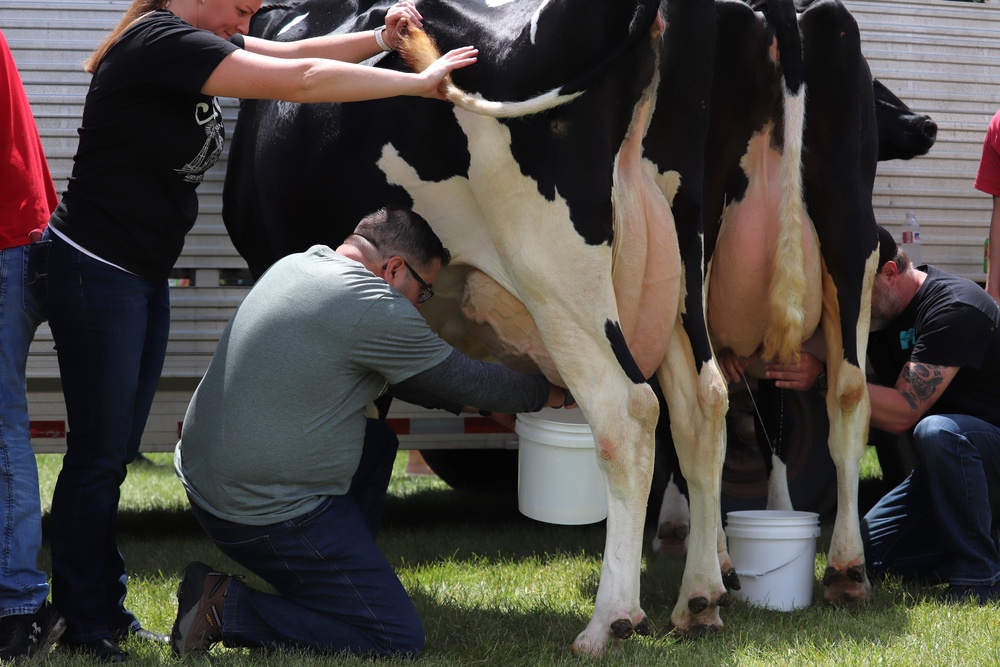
[734,540,817,579]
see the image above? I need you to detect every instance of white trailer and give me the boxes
[4,0,997,498]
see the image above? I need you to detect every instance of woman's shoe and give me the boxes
[61,637,128,663]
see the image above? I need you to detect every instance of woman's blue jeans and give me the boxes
[862,413,1000,587]
[0,241,49,617]
[188,418,424,657]
[43,230,169,642]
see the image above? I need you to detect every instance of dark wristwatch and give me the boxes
[815,370,828,392]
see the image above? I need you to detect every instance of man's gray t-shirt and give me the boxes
[175,245,452,525]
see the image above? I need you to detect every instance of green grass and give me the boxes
[31,447,1000,666]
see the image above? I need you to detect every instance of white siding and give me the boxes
[845,0,1000,281]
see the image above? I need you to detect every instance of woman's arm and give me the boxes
[201,44,476,102]
[243,0,423,62]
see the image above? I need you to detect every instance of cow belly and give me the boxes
[707,134,822,358]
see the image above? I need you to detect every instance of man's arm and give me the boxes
[868,361,959,434]
[390,349,566,415]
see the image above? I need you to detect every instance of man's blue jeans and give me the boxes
[188,418,424,657]
[862,413,1000,587]
[43,230,169,642]
[0,242,49,618]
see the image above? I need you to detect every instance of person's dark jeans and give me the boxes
[862,413,1000,587]
[44,230,169,642]
[189,418,424,657]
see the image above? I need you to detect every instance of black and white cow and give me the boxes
[224,0,725,653]
[650,68,938,558]
[646,0,935,605]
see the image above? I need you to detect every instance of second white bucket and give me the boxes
[516,408,607,525]
[725,510,821,611]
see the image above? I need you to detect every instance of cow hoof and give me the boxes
[653,521,689,556]
[717,591,732,608]
[822,564,871,603]
[687,596,709,614]
[610,618,634,640]
[722,567,741,591]
[633,616,652,636]
[664,621,722,641]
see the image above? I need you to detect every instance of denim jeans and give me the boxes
[188,418,424,657]
[0,241,49,618]
[42,230,169,642]
[862,413,1000,587]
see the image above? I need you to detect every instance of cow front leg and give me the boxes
[656,326,732,636]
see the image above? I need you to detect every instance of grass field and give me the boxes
[31,448,1000,667]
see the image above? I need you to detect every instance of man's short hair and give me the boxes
[352,208,451,268]
[876,224,910,273]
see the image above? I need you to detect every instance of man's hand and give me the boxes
[716,347,750,383]
[764,351,825,391]
[546,385,576,409]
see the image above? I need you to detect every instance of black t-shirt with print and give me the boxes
[49,10,238,281]
[868,266,1000,426]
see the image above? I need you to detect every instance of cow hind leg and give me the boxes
[656,323,732,637]
[819,271,873,603]
[569,371,659,655]
[652,472,691,556]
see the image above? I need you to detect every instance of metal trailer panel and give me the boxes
[845,0,1000,279]
[6,0,997,451]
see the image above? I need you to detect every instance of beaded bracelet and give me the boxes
[374,26,392,52]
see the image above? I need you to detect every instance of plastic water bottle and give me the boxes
[901,211,922,265]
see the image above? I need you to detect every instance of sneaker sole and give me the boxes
[30,615,67,659]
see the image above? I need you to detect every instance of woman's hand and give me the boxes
[384,0,423,48]
[415,46,478,99]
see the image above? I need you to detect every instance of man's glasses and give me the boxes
[357,234,435,304]
[402,259,435,304]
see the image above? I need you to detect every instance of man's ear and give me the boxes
[383,256,404,280]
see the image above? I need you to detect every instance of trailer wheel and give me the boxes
[418,448,518,491]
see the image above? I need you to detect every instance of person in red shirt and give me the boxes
[0,28,66,662]
[973,108,1000,303]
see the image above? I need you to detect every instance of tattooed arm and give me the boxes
[868,361,960,435]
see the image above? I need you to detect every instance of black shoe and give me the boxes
[61,637,129,663]
[0,600,67,661]
[113,626,169,644]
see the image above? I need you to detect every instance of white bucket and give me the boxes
[725,510,821,611]
[516,408,607,525]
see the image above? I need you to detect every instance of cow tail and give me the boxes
[763,0,807,365]
[396,26,582,118]
[397,0,661,119]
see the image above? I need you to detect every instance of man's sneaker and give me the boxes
[0,600,66,661]
[171,562,234,657]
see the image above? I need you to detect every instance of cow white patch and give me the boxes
[530,0,552,44]
[277,13,308,36]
